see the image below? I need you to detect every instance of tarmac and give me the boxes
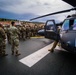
[0,38,76,75]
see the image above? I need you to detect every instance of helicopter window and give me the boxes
[69,19,74,30]
[72,19,76,30]
[47,21,53,26]
[73,19,76,25]
[46,21,54,30]
[62,20,69,30]
[62,19,76,30]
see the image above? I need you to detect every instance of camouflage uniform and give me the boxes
[17,26,22,40]
[9,24,21,56]
[6,26,11,44]
[21,25,26,40]
[34,25,38,36]
[0,25,8,56]
[31,26,34,37]
[26,26,31,39]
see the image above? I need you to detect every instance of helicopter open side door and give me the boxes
[45,20,58,40]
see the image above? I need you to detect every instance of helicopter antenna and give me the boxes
[30,7,76,21]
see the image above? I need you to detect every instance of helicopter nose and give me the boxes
[38,29,45,36]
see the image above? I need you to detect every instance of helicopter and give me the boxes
[30,7,76,53]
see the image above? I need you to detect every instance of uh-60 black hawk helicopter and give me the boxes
[30,7,76,53]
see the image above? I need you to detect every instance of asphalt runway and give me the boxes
[0,38,76,75]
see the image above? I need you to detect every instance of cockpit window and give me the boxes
[62,20,69,30]
[73,19,76,30]
[62,19,76,30]
[73,19,76,25]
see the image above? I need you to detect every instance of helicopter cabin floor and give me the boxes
[0,38,76,75]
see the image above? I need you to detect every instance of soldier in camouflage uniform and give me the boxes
[17,25,22,40]
[26,26,31,39]
[21,25,26,40]
[30,26,34,37]
[34,25,38,36]
[0,24,8,56]
[9,21,21,56]
[6,25,11,44]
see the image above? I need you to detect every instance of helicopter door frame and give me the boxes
[44,20,58,40]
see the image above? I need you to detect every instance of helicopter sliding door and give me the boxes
[45,20,58,40]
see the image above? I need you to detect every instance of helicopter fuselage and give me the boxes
[59,16,76,52]
[38,16,76,53]
[60,30,76,52]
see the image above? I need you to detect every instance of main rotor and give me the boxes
[30,7,76,21]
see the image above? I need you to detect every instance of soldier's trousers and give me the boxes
[0,40,6,54]
[11,38,19,53]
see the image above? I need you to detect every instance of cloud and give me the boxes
[0,0,74,22]
[0,0,73,15]
[0,0,21,8]
[0,9,38,21]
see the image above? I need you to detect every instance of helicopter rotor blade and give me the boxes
[30,7,76,21]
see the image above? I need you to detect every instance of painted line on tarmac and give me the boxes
[31,36,44,39]
[19,43,65,67]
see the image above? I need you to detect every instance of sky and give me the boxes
[0,0,75,23]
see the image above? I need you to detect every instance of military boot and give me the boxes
[48,49,54,52]
[48,41,58,53]
[15,50,21,56]
[12,50,14,55]
[2,51,8,56]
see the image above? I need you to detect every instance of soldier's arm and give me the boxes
[16,28,20,35]
[0,28,6,39]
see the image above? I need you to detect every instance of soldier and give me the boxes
[31,26,34,37]
[21,25,26,40]
[0,24,8,56]
[26,26,31,39]
[48,26,61,52]
[17,25,22,40]
[34,25,38,36]
[9,21,21,56]
[6,25,11,44]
